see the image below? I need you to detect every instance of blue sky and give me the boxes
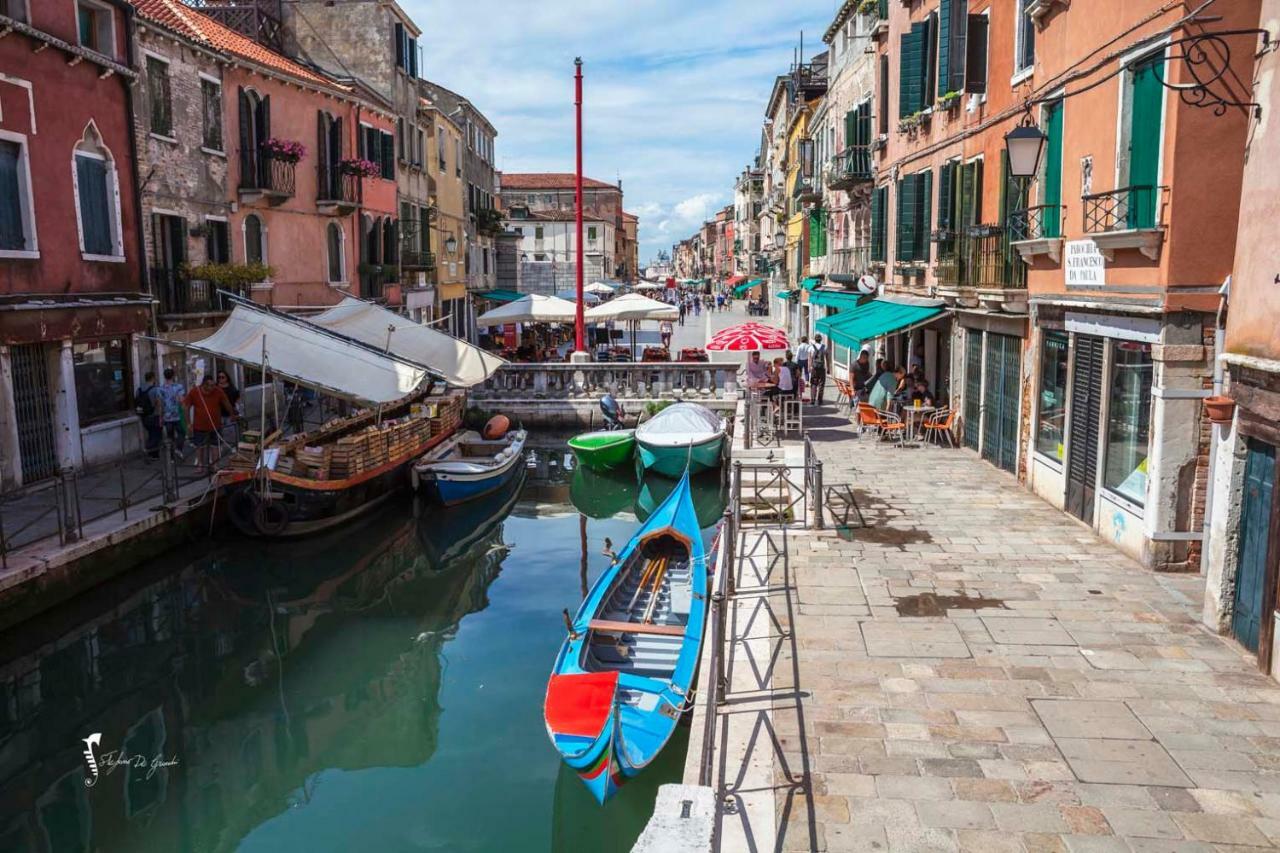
[401,0,841,265]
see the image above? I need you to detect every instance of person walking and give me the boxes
[811,335,828,405]
[796,336,813,382]
[136,371,162,459]
[158,368,187,461]
[678,300,686,326]
[183,374,234,473]
[659,319,674,350]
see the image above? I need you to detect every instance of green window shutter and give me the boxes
[919,169,933,261]
[895,178,907,261]
[937,161,955,232]
[938,0,952,99]
[958,162,974,230]
[899,33,913,119]
[0,141,24,250]
[949,1,969,94]
[1127,52,1164,228]
[76,154,112,255]
[1042,99,1063,237]
[879,55,890,134]
[900,25,925,118]
[924,13,938,106]
[871,185,886,262]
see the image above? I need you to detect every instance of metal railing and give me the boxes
[151,268,250,316]
[729,445,824,530]
[317,167,360,206]
[1083,185,1161,232]
[1007,203,1063,242]
[935,224,1027,289]
[828,245,873,277]
[826,145,873,190]
[400,250,436,271]
[239,148,296,197]
[0,441,215,569]
[699,469,737,791]
[473,362,739,400]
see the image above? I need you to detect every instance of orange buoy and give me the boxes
[483,414,511,440]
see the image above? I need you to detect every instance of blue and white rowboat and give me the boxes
[412,428,527,506]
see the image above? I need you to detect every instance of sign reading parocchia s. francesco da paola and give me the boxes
[1065,239,1106,288]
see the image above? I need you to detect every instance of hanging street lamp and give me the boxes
[1004,119,1049,179]
[445,233,458,256]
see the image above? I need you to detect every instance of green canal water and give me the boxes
[0,452,725,853]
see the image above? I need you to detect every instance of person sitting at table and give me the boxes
[909,378,933,407]
[745,350,770,389]
[890,365,911,407]
[763,356,792,403]
[867,361,898,410]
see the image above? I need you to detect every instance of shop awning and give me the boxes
[185,305,429,403]
[309,298,505,388]
[732,278,765,297]
[725,275,748,286]
[475,289,525,303]
[775,290,794,300]
[807,289,866,310]
[814,298,947,351]
[799,276,822,291]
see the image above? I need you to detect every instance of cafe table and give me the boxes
[900,404,936,443]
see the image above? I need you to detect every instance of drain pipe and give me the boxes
[1199,275,1229,574]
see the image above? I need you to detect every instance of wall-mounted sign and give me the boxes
[1064,239,1106,288]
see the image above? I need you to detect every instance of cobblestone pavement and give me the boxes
[764,406,1280,852]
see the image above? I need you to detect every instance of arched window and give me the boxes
[326,222,344,283]
[244,214,265,265]
[72,121,122,259]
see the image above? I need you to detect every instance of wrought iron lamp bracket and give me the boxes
[1147,29,1272,118]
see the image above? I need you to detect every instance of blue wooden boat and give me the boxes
[543,470,708,804]
[411,428,527,506]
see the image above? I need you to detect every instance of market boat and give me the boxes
[635,403,726,478]
[543,470,708,804]
[567,429,636,471]
[412,427,528,506]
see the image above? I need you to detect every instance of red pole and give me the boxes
[574,57,585,354]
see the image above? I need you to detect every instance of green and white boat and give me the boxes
[567,429,636,471]
[635,403,726,478]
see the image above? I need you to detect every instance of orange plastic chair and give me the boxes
[856,403,885,435]
[921,407,957,447]
[833,378,854,412]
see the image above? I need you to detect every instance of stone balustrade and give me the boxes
[471,362,741,402]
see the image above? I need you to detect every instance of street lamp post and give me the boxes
[571,57,588,361]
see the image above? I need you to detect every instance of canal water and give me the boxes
[0,447,725,853]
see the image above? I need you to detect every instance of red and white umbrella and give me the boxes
[705,323,789,352]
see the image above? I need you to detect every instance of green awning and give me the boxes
[807,289,866,309]
[732,278,765,297]
[814,299,946,351]
[475,289,525,303]
[799,276,822,291]
[775,290,794,300]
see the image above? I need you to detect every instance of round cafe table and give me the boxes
[900,404,936,442]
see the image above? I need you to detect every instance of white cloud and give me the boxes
[399,0,836,261]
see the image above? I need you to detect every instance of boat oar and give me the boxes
[625,555,660,613]
[642,555,670,624]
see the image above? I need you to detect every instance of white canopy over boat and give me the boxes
[476,293,578,327]
[585,292,678,322]
[635,403,726,448]
[186,305,428,403]
[309,298,504,388]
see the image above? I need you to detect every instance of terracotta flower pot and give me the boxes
[1203,395,1236,425]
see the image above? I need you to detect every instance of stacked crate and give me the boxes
[330,434,369,480]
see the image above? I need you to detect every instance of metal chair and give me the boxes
[921,407,957,447]
[779,396,803,436]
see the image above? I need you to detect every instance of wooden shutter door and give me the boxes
[1233,440,1277,654]
[1066,335,1105,524]
[937,0,952,97]
[963,330,982,450]
[76,155,111,255]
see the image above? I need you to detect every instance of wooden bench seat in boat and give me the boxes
[588,619,685,637]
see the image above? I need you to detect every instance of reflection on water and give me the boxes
[0,446,724,853]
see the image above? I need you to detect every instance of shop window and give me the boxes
[1035,331,1069,460]
[1103,342,1153,505]
[205,219,229,264]
[73,338,131,426]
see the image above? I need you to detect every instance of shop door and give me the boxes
[980,333,1020,473]
[9,343,58,483]
[1066,335,1105,524]
[1233,440,1277,655]
[963,331,982,450]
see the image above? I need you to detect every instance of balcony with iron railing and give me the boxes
[317,167,360,214]
[934,224,1028,313]
[827,245,873,281]
[792,175,821,203]
[151,268,250,317]
[825,146,873,191]
[238,148,295,202]
[1007,203,1065,263]
[400,250,437,271]
[1081,185,1164,260]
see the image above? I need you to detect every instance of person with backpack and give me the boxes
[136,371,162,459]
[810,335,829,405]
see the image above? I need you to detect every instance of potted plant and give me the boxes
[1204,395,1236,424]
[937,90,964,110]
[340,157,381,178]
[260,138,307,164]
[185,261,274,298]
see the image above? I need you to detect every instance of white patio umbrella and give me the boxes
[475,293,578,326]
[585,282,616,295]
[632,282,661,291]
[586,292,678,357]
